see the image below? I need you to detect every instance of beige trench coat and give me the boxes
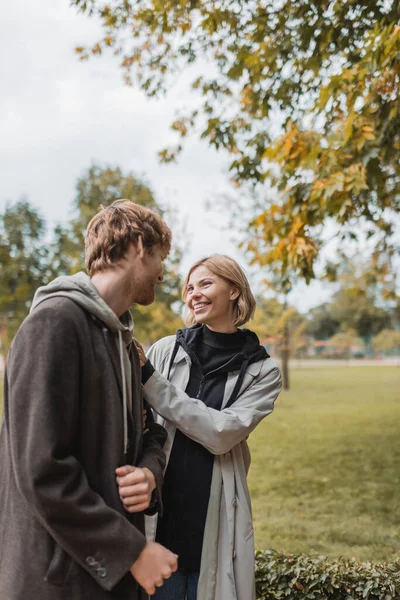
[144,335,282,600]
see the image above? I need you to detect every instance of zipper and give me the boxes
[195,353,242,399]
[196,376,206,399]
[204,353,242,377]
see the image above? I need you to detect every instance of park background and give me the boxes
[1,1,400,596]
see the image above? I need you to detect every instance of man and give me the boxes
[0,200,178,599]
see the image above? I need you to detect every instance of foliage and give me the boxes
[133,301,183,347]
[255,550,400,599]
[53,164,160,275]
[305,258,397,341]
[72,0,400,286]
[0,201,52,353]
[252,297,306,354]
[328,329,365,356]
[329,292,393,340]
[328,258,395,339]
[306,304,340,341]
[372,329,400,354]
[251,295,306,390]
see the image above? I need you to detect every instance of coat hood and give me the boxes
[30,271,133,341]
[31,271,133,454]
[177,323,268,369]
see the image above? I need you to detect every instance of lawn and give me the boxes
[1,366,399,563]
[248,367,400,563]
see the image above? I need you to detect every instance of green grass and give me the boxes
[248,367,400,563]
[1,367,399,562]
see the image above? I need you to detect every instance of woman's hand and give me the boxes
[134,338,147,366]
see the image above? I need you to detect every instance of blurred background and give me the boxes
[1,0,399,564]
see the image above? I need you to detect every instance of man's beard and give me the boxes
[135,283,155,306]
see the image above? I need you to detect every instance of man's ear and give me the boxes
[136,235,145,258]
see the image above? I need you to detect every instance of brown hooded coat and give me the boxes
[0,273,167,600]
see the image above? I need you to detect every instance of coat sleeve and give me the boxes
[6,304,146,592]
[142,355,282,456]
[129,340,167,515]
[137,403,167,515]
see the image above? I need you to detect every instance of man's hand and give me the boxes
[130,541,178,595]
[116,465,156,513]
[133,338,147,367]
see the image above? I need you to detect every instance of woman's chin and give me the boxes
[194,313,208,324]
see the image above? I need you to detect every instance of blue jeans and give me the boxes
[153,570,199,600]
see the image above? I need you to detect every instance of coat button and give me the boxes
[98,567,107,578]
[232,498,237,507]
[86,556,96,566]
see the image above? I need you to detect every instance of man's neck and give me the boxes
[91,270,129,317]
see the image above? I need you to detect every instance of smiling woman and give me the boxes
[124,255,282,600]
[183,255,256,333]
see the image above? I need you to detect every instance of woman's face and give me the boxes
[185,265,239,332]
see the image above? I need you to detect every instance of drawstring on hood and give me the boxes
[31,272,133,454]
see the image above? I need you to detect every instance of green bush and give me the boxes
[255,550,400,599]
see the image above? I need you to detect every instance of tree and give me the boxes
[304,256,397,344]
[52,164,160,275]
[305,304,340,340]
[371,329,400,355]
[330,288,392,340]
[133,302,183,347]
[72,0,400,286]
[328,329,365,359]
[328,259,395,340]
[0,201,52,353]
[251,296,305,389]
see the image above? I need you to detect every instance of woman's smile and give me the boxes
[193,301,211,314]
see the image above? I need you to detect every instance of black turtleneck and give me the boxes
[197,326,244,370]
[155,326,245,572]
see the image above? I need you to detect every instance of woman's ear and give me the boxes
[230,287,240,301]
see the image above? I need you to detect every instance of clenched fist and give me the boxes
[130,541,178,595]
[116,465,156,513]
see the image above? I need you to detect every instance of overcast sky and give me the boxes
[0,0,336,312]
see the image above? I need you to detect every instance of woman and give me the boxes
[132,255,281,600]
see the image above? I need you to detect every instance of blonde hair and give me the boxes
[85,199,172,276]
[182,255,256,327]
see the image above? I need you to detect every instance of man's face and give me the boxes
[123,242,165,306]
